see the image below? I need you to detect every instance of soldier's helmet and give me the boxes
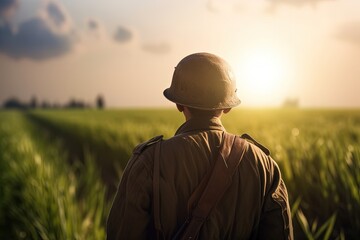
[163,52,241,110]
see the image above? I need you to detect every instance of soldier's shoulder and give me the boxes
[133,135,163,155]
[240,133,270,156]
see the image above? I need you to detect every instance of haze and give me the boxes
[1,0,360,108]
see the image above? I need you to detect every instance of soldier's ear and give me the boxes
[223,108,231,114]
[176,104,184,112]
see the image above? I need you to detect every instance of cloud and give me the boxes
[0,0,16,9]
[83,18,109,42]
[87,19,98,30]
[39,1,72,34]
[113,26,132,43]
[266,0,335,11]
[206,0,219,13]
[142,42,171,54]
[335,21,360,47]
[0,18,73,60]
[206,0,245,14]
[46,2,66,26]
[0,0,18,22]
[0,1,75,60]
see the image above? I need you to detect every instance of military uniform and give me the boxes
[107,117,293,240]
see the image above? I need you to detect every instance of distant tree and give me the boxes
[283,98,299,108]
[41,101,51,109]
[2,98,27,109]
[30,96,38,109]
[96,95,105,109]
[65,99,88,109]
[52,102,61,109]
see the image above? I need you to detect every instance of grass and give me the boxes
[1,108,359,239]
[0,111,109,239]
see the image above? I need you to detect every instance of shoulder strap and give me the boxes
[241,133,270,155]
[177,133,248,240]
[134,135,163,155]
[153,141,165,240]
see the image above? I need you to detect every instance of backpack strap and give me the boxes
[174,133,248,240]
[186,132,233,215]
[154,140,165,240]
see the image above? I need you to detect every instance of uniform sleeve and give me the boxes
[256,159,293,240]
[106,153,153,240]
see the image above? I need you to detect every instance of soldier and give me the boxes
[107,52,293,239]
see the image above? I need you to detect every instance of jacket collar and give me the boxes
[175,117,226,136]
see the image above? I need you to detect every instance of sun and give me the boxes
[244,53,283,92]
[234,49,289,105]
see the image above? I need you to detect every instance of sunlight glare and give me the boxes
[234,49,290,106]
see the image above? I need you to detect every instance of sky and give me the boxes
[0,0,360,108]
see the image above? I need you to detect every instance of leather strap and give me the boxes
[154,133,248,240]
[153,141,164,240]
[186,132,233,214]
[178,133,247,240]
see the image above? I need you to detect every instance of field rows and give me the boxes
[1,109,359,239]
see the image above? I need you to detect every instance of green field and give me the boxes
[1,109,359,239]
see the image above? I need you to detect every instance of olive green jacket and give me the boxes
[107,117,293,240]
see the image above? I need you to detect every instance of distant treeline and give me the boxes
[2,95,105,110]
[282,98,299,108]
